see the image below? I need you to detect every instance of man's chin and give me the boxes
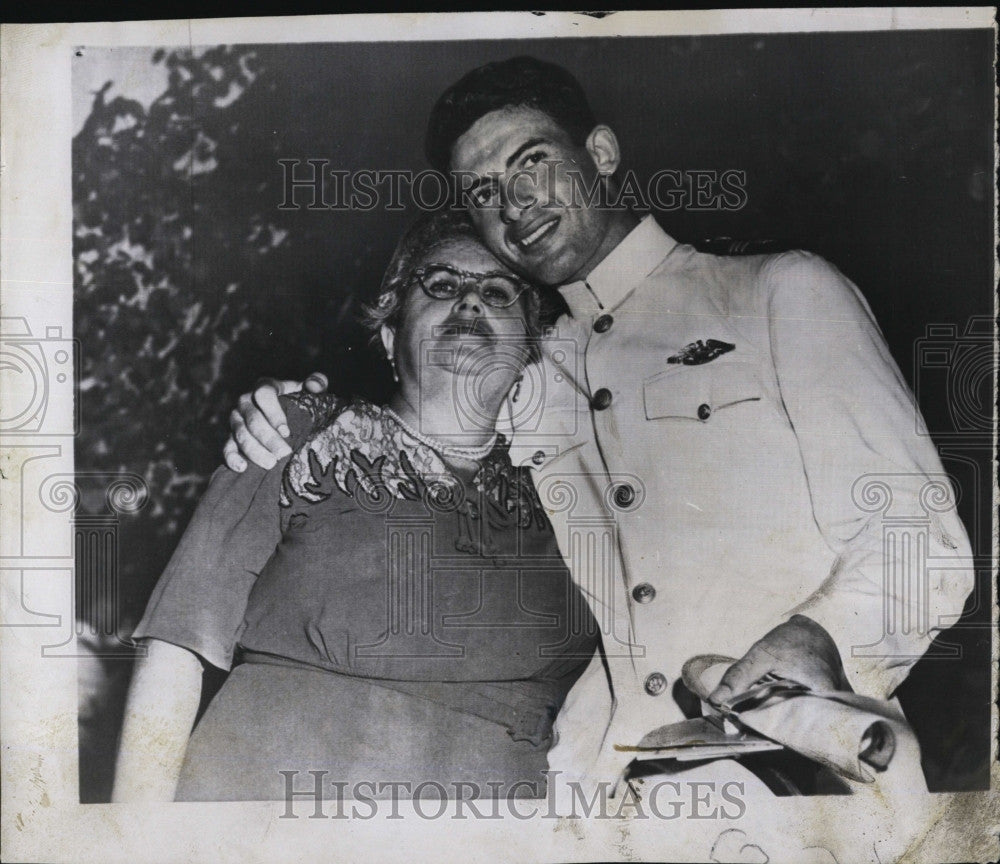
[521,261,580,289]
[506,245,580,288]
[492,243,575,288]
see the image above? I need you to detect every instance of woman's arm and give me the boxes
[112,638,203,802]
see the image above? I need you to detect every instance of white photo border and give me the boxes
[1,8,997,864]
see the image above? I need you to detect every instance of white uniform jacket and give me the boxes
[503,216,974,785]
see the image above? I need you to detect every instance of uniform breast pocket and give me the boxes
[643,361,763,422]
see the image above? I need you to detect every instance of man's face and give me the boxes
[449,106,616,287]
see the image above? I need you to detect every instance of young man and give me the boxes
[224,56,973,789]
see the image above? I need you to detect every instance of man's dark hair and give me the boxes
[425,56,597,172]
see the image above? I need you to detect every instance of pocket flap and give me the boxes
[643,362,761,420]
[643,366,711,420]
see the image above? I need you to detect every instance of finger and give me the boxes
[250,384,292,440]
[231,409,277,470]
[222,436,248,473]
[708,648,773,706]
[278,378,301,395]
[246,410,293,459]
[303,372,329,394]
[768,658,844,694]
[252,376,306,395]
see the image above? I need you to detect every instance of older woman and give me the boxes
[113,211,597,802]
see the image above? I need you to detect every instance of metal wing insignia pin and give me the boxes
[667,339,736,365]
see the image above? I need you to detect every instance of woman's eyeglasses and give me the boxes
[410,265,527,309]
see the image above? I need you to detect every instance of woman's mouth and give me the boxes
[437,318,494,338]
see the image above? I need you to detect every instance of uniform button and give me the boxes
[591,388,613,410]
[613,483,636,508]
[644,672,668,696]
[531,450,546,466]
[631,582,656,604]
[697,402,712,420]
[593,314,614,333]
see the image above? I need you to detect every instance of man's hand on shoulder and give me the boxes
[708,614,852,706]
[223,372,329,472]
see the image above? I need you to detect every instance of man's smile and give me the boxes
[510,215,560,252]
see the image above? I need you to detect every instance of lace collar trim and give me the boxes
[280,399,537,523]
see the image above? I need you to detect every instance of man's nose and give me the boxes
[500,194,522,226]
[453,289,485,315]
[500,173,536,225]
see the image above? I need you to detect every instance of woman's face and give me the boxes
[384,236,534,407]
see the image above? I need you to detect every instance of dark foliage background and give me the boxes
[74,31,995,801]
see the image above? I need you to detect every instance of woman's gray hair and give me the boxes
[359,209,542,361]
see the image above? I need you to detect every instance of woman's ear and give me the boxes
[380,324,396,360]
[585,125,622,176]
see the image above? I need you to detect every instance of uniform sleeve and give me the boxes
[130,393,336,670]
[764,252,974,698]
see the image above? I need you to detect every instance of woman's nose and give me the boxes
[453,289,485,315]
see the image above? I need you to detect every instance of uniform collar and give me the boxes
[558,215,678,317]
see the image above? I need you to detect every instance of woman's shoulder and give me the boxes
[280,391,348,446]
[279,394,411,508]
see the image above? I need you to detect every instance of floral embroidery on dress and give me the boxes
[281,400,444,506]
[475,441,548,530]
[280,399,548,533]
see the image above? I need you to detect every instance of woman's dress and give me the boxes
[131,393,598,801]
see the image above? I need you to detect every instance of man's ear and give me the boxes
[380,324,396,359]
[585,125,621,176]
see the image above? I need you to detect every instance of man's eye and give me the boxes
[522,150,547,169]
[471,186,498,207]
